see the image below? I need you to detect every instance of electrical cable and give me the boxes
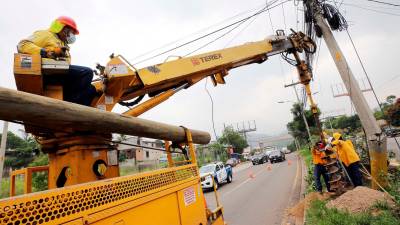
[185,0,285,56]
[327,0,400,16]
[184,17,247,56]
[266,0,277,32]
[282,3,288,31]
[331,1,400,149]
[204,78,218,140]
[223,12,261,48]
[363,0,400,7]
[132,0,288,65]
[129,3,267,62]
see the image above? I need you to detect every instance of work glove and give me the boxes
[40,46,68,59]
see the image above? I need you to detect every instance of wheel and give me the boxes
[252,162,256,165]
[227,174,232,183]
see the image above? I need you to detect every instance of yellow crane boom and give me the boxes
[1,30,316,225]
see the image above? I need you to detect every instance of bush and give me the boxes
[28,154,49,192]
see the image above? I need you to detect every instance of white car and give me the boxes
[199,162,232,190]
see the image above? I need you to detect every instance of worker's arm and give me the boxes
[18,32,44,54]
[17,30,53,56]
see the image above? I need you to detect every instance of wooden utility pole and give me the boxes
[0,87,210,145]
[0,121,8,195]
[308,0,387,188]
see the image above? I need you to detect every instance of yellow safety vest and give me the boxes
[312,148,326,165]
[336,140,360,167]
[17,29,71,61]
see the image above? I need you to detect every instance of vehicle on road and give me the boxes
[200,162,233,190]
[226,158,239,167]
[269,150,285,163]
[281,147,291,154]
[251,153,268,165]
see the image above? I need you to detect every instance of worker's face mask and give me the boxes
[66,32,76,44]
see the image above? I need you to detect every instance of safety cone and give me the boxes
[248,171,255,179]
[266,164,272,171]
[288,159,292,166]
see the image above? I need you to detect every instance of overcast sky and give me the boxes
[1,0,399,140]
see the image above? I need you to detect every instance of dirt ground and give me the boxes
[326,186,395,213]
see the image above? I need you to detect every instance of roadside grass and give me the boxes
[1,176,24,199]
[387,167,400,205]
[299,146,316,193]
[306,199,400,225]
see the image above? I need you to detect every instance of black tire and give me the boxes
[252,162,256,165]
[227,174,232,183]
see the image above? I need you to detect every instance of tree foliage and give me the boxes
[1,131,39,168]
[373,95,400,126]
[287,103,320,144]
[328,115,361,132]
[29,154,49,191]
[218,127,248,154]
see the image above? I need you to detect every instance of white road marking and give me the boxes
[222,167,265,197]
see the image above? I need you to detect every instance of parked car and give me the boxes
[200,162,233,190]
[251,153,268,165]
[269,150,285,163]
[226,158,239,167]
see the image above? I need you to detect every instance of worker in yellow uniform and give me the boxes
[312,141,331,193]
[17,16,97,106]
[331,132,363,186]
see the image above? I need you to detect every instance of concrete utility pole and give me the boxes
[293,86,312,143]
[308,0,387,188]
[0,121,9,195]
[283,83,313,143]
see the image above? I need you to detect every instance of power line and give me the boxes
[223,13,261,48]
[132,0,288,65]
[363,0,400,7]
[327,1,400,16]
[282,2,287,30]
[129,4,268,62]
[204,79,218,140]
[184,0,283,56]
[331,0,400,149]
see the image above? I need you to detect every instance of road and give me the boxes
[204,153,303,225]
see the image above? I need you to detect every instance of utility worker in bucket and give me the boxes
[312,141,331,193]
[331,132,363,186]
[17,16,97,106]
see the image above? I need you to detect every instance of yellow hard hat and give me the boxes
[332,132,342,145]
[333,132,341,140]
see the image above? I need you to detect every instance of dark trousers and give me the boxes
[345,162,363,187]
[314,164,330,192]
[63,65,97,106]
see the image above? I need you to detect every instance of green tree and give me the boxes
[218,127,248,154]
[386,98,400,126]
[287,103,321,144]
[329,115,361,132]
[1,131,39,168]
[208,142,228,162]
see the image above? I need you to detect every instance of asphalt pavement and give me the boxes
[204,153,302,225]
